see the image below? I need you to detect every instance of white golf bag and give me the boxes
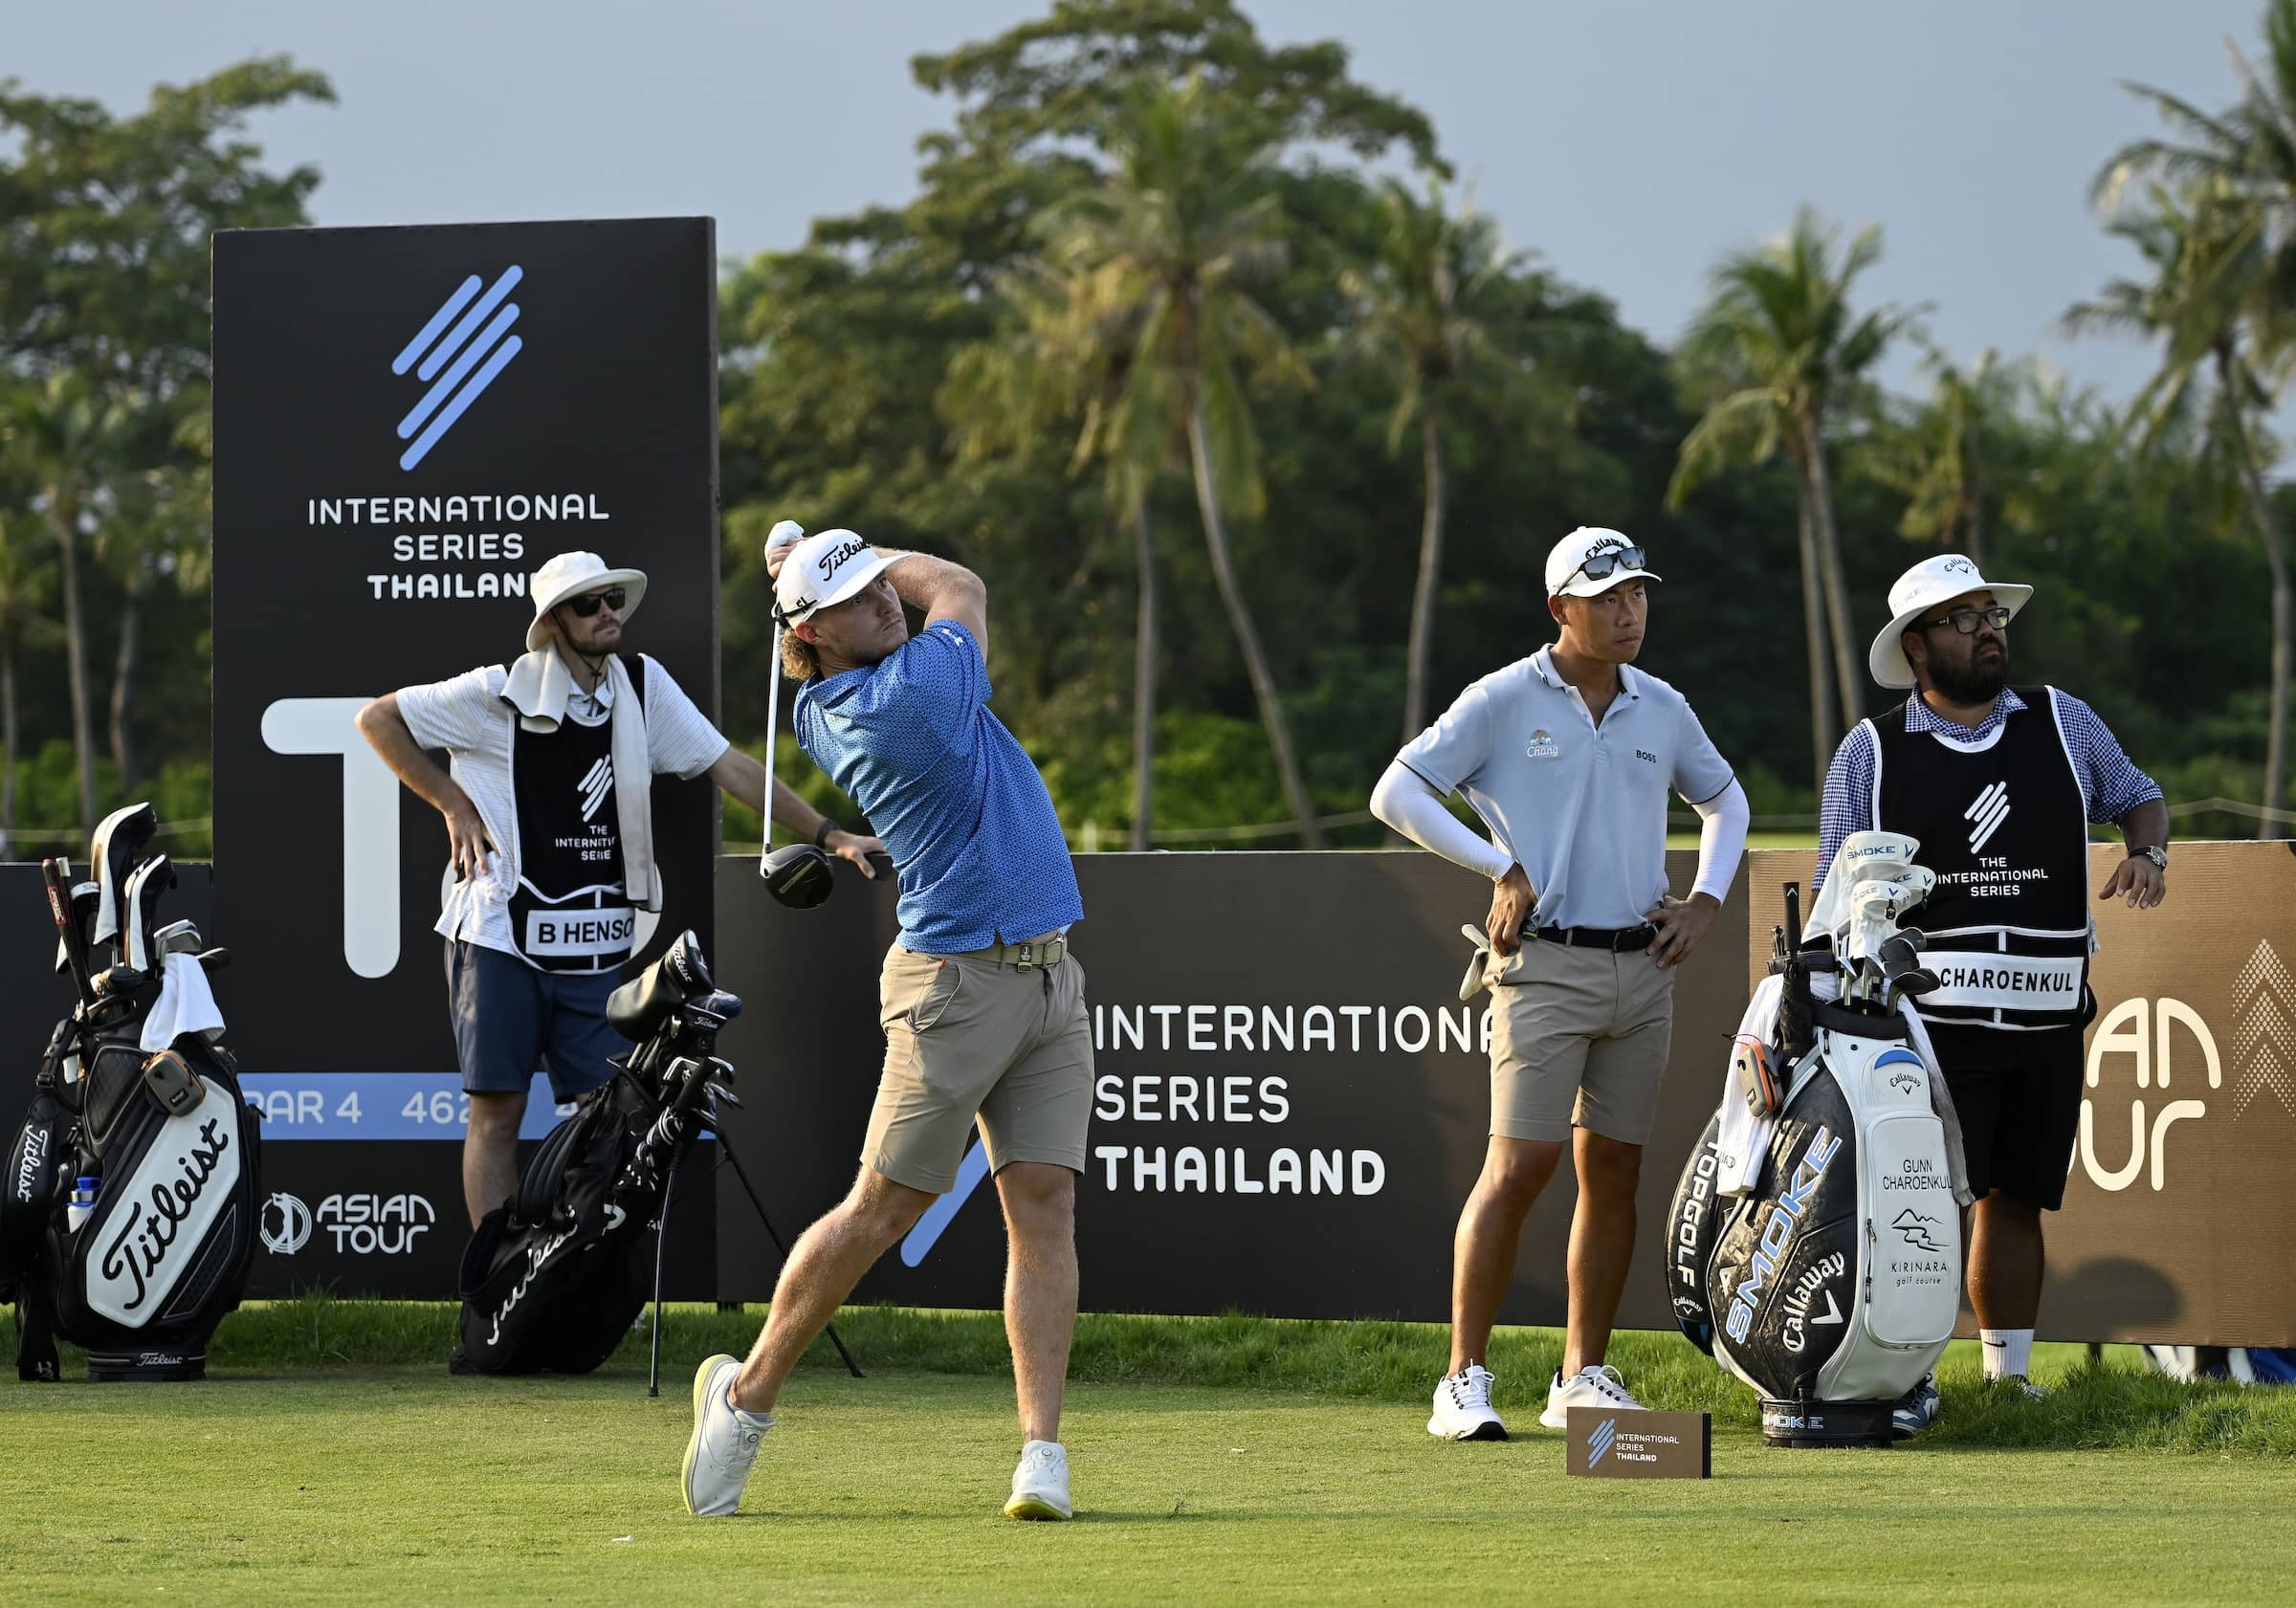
[1664,832,1973,1446]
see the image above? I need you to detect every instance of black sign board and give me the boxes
[205,220,722,1289]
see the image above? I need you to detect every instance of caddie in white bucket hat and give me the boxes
[1811,550,2169,1432]
[524,550,648,651]
[351,549,877,1284]
[1866,552,2032,691]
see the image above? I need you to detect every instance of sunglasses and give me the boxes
[563,587,627,619]
[1568,546,1646,585]
[1919,606,2010,635]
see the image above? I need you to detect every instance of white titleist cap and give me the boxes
[1544,527,1661,598]
[773,530,894,626]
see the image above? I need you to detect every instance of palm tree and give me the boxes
[2066,183,2292,835]
[0,374,135,833]
[943,259,1171,849]
[1339,178,1520,749]
[1043,77,1324,848]
[1668,208,1917,795]
[1874,347,2025,569]
[0,513,58,857]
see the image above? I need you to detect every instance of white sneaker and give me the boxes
[1427,1365,1508,1441]
[1004,1440,1073,1520]
[1539,1363,1645,1428]
[681,1354,772,1517]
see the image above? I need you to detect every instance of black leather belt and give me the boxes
[1533,924,1657,953]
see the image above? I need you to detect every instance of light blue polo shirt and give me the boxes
[795,620,1083,954]
[1399,646,1733,930]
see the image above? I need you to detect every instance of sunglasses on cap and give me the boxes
[1568,545,1646,586]
[563,587,627,618]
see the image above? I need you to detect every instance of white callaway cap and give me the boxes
[1867,552,2033,690]
[774,530,895,626]
[1544,526,1662,598]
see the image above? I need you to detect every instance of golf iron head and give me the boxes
[762,843,836,910]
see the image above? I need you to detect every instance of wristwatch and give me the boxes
[2130,845,2168,871]
[814,818,838,849]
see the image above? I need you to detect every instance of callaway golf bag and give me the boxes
[456,930,739,1375]
[3,804,262,1383]
[1664,831,1971,1446]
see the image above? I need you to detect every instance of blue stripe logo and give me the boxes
[392,266,523,470]
[1874,1048,1924,1069]
[1588,1417,1618,1466]
[899,1135,992,1267]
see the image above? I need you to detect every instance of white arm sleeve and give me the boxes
[1370,759,1513,882]
[1689,777,1750,903]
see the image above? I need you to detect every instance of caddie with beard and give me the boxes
[356,552,881,1288]
[680,528,1092,1524]
[1815,553,2168,1435]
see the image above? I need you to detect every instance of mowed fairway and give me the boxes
[3,1313,2293,1608]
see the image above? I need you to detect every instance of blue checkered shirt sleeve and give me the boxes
[2052,693,2163,825]
[1812,725,1877,892]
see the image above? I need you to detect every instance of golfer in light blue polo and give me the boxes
[1372,526,1749,1441]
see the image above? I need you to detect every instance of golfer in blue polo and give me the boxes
[681,529,1091,1522]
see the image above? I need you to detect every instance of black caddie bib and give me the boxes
[1870,685,2090,1030]
[505,657,646,975]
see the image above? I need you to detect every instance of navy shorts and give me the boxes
[1927,1022,2086,1211]
[445,940,623,1102]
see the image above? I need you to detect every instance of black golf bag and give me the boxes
[456,930,739,1375]
[5,804,262,1382]
[1664,881,1962,1446]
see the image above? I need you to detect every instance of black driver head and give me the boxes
[762,844,836,910]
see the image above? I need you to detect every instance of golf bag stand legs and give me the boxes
[649,1166,676,1399]
[716,1127,865,1380]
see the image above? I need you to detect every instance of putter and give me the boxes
[760,620,835,910]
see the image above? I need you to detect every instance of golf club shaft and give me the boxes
[762,623,784,856]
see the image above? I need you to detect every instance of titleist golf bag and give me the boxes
[3,804,262,1383]
[1664,833,1968,1446]
[456,930,739,1375]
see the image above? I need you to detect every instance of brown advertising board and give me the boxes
[1745,843,2296,1346]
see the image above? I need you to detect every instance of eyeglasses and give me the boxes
[563,587,627,619]
[1919,606,2010,635]
[1568,546,1646,586]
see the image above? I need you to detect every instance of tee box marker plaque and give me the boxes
[1565,1406,1712,1478]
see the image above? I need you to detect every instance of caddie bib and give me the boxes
[1870,685,2090,1030]
[504,657,646,974]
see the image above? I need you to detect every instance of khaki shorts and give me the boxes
[1487,937,1676,1145]
[864,942,1093,1193]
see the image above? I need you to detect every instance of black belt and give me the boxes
[1532,924,1656,953]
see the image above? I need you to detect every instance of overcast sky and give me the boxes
[7,0,2273,401]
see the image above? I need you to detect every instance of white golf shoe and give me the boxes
[1427,1364,1508,1441]
[1539,1363,1645,1428]
[681,1353,772,1517]
[1004,1440,1073,1520]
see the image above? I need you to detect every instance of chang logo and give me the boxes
[392,266,524,471]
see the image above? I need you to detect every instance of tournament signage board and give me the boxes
[208,220,722,1295]
[711,850,1747,1329]
[1564,1406,1712,1478]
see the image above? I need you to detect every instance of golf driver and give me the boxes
[761,538,836,909]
